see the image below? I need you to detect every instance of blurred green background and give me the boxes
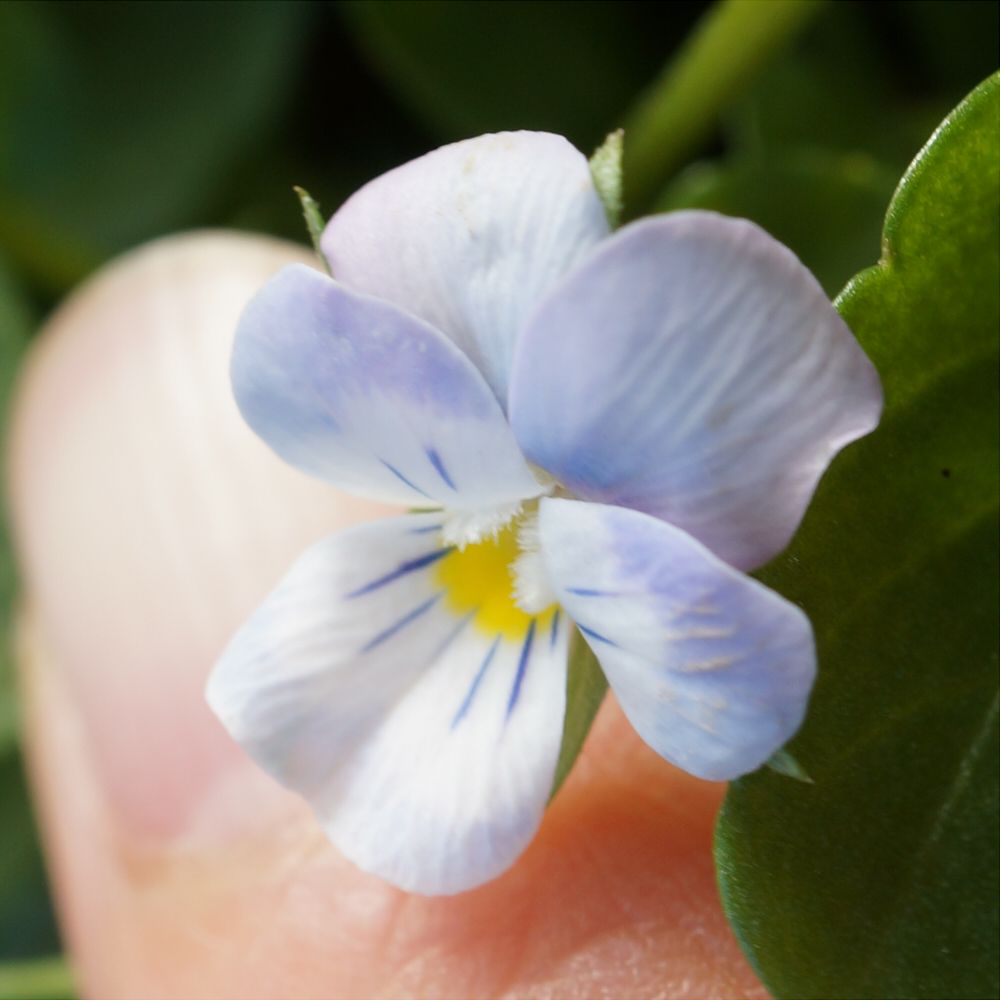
[0,0,996,992]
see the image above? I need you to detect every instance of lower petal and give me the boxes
[206,514,570,894]
[539,499,815,781]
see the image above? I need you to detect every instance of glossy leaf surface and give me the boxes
[715,74,999,999]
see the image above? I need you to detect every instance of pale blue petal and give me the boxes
[322,132,609,404]
[232,264,544,509]
[539,499,815,781]
[207,514,571,895]
[510,212,882,571]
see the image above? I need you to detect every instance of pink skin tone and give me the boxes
[9,233,767,999]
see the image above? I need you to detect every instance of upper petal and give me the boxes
[322,131,610,403]
[232,263,543,509]
[510,212,883,571]
[207,514,571,895]
[539,498,815,781]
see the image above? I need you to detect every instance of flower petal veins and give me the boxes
[539,498,815,781]
[208,513,570,894]
[509,212,883,571]
[323,131,610,403]
[232,264,544,510]
[209,131,883,894]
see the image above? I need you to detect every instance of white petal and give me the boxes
[232,264,543,509]
[207,514,570,894]
[539,499,815,781]
[322,131,610,403]
[510,212,883,571]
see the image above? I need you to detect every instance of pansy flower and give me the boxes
[207,132,882,895]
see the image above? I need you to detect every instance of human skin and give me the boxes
[8,232,769,999]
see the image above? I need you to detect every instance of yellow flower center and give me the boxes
[433,520,556,639]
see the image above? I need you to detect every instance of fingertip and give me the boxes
[8,232,396,841]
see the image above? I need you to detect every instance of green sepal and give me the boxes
[764,749,813,784]
[293,186,331,275]
[549,627,608,802]
[588,130,624,230]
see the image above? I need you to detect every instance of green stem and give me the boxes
[0,955,75,1000]
[622,0,827,214]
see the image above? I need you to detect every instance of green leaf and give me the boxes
[0,1,309,289]
[0,254,33,751]
[658,149,896,297]
[550,628,607,800]
[726,3,998,177]
[589,130,624,230]
[341,0,678,150]
[728,3,946,173]
[0,753,61,961]
[0,955,74,1000]
[715,73,999,999]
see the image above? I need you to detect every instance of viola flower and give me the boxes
[206,132,882,895]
